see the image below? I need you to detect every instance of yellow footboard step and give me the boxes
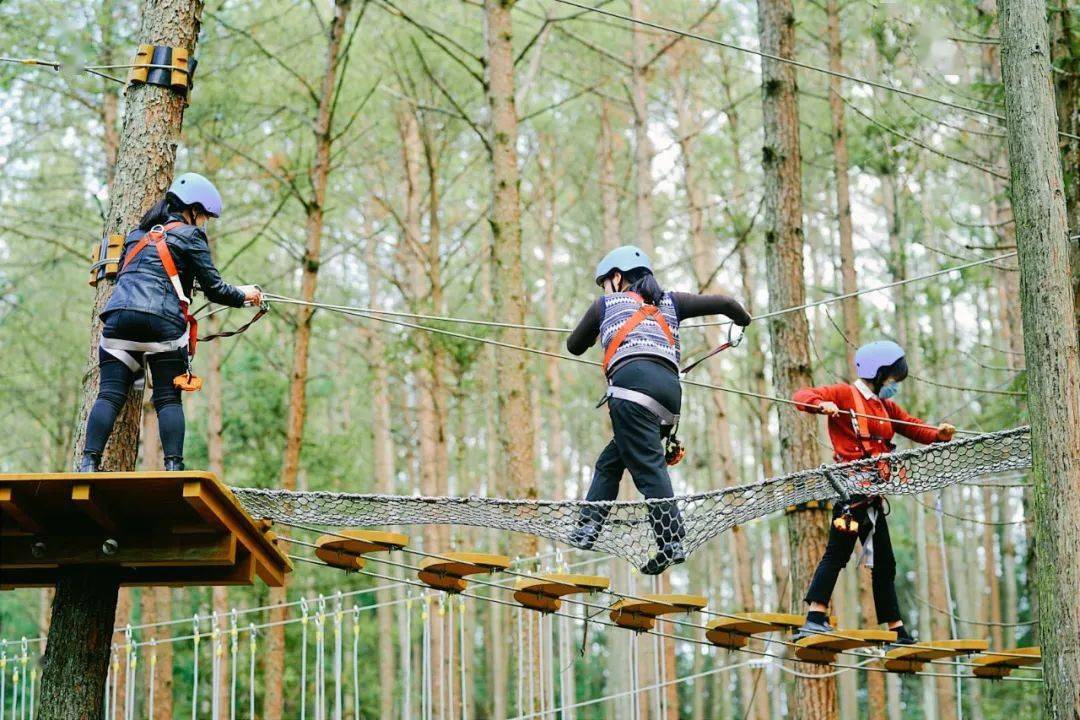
[705,612,807,649]
[314,530,409,571]
[417,552,510,593]
[609,594,707,631]
[971,647,1041,678]
[880,639,989,673]
[513,574,609,613]
[794,629,897,664]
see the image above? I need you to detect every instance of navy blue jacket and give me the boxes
[103,214,246,324]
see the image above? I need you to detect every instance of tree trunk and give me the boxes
[925,500,958,720]
[365,238,397,718]
[1049,4,1079,333]
[825,0,858,367]
[266,3,352,717]
[998,2,1080,717]
[599,100,622,252]
[630,0,654,254]
[43,0,204,715]
[756,0,835,718]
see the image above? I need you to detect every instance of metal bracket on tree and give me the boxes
[128,44,196,98]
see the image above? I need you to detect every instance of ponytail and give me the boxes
[621,268,664,305]
[137,194,187,232]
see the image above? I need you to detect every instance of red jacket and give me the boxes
[792,382,940,462]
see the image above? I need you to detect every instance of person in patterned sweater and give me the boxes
[791,340,956,643]
[565,245,751,574]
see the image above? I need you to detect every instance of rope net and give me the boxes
[233,427,1030,569]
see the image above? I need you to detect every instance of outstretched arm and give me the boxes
[187,227,248,308]
[669,292,752,326]
[566,296,604,355]
[884,400,953,443]
[792,383,848,415]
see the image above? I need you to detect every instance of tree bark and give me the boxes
[825,0,858,368]
[998,2,1080,717]
[599,100,623,252]
[756,0,835,717]
[1049,4,1079,334]
[266,3,352,717]
[630,0,654,254]
[43,0,204,715]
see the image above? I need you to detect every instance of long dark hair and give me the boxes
[137,193,188,231]
[619,267,664,305]
[871,356,909,394]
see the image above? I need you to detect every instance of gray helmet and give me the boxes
[168,172,222,218]
[594,245,652,286]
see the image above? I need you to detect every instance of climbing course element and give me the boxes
[314,529,408,571]
[416,552,510,593]
[89,234,126,286]
[971,647,1041,678]
[512,574,610,613]
[234,427,1030,569]
[128,45,194,97]
[609,594,708,631]
[705,613,809,649]
[794,630,897,664]
[0,472,291,588]
[880,639,989,673]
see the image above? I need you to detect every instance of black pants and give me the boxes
[85,310,187,460]
[804,497,901,624]
[582,360,685,546]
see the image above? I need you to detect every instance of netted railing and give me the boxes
[233,427,1030,569]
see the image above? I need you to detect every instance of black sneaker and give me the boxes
[792,619,835,642]
[639,542,686,575]
[888,627,917,647]
[164,457,186,471]
[567,521,601,550]
[77,453,100,473]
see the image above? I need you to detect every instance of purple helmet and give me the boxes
[854,340,906,380]
[168,172,222,217]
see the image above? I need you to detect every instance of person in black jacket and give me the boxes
[79,173,260,472]
[566,245,752,574]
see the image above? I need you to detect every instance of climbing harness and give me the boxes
[600,292,676,374]
[101,222,267,392]
[680,324,745,375]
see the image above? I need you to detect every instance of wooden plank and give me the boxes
[1,533,236,568]
[609,594,708,631]
[417,551,511,593]
[0,487,45,534]
[183,480,289,587]
[71,484,120,535]
[880,639,989,673]
[315,529,409,568]
[2,550,257,589]
[971,647,1041,678]
[512,574,609,612]
[794,629,897,664]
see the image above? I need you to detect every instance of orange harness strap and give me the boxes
[847,385,879,459]
[601,292,676,373]
[120,222,199,358]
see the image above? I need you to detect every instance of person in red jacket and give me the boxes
[791,340,956,643]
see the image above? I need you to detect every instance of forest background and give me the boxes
[1,0,1076,718]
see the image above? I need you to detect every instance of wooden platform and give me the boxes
[314,529,409,571]
[609,594,708,631]
[880,639,989,673]
[513,573,609,612]
[794,629,897,664]
[705,612,807,649]
[417,552,511,593]
[0,472,291,588]
[971,647,1041,678]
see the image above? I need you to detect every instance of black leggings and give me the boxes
[804,497,901,624]
[85,310,187,460]
[581,359,685,546]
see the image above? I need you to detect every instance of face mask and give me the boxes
[879,381,899,400]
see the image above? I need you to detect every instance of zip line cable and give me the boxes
[262,292,982,436]
[545,0,1080,143]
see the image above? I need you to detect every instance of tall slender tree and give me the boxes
[998,1,1080,716]
[756,0,835,717]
